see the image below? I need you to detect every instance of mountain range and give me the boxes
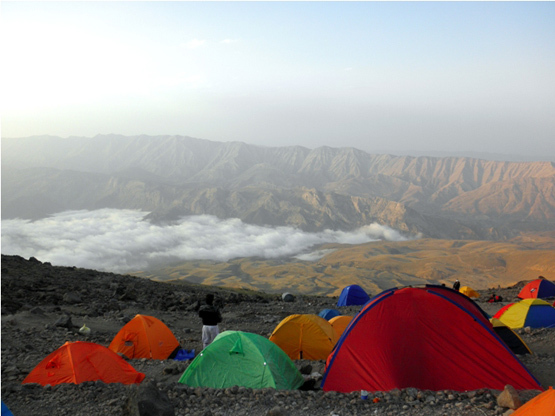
[3,134,555,240]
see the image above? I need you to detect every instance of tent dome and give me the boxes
[337,285,370,307]
[518,278,555,299]
[512,386,555,415]
[493,298,555,329]
[1,401,13,416]
[23,341,145,386]
[322,286,541,392]
[459,286,480,298]
[270,314,337,360]
[318,308,341,320]
[109,314,180,359]
[179,331,304,390]
[329,315,353,339]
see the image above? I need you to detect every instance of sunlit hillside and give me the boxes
[133,232,555,297]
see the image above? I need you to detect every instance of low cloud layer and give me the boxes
[1,209,411,273]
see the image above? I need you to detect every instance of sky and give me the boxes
[1,209,409,272]
[2,1,555,158]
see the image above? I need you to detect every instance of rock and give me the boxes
[124,381,175,416]
[503,410,515,416]
[163,364,182,375]
[300,364,313,375]
[63,292,82,304]
[119,289,137,301]
[390,388,401,397]
[282,293,295,302]
[266,407,286,416]
[299,379,316,391]
[54,315,73,329]
[497,385,521,410]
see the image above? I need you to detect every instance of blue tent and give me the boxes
[337,285,370,307]
[2,401,13,416]
[318,309,341,320]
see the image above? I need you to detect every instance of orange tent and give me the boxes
[269,314,337,360]
[329,315,353,339]
[512,386,555,415]
[22,341,145,386]
[109,314,180,360]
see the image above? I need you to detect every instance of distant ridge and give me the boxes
[3,134,555,239]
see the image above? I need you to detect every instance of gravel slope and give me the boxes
[1,255,554,416]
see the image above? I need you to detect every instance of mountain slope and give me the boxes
[133,233,555,296]
[3,134,555,238]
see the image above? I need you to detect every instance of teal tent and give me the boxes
[178,331,304,390]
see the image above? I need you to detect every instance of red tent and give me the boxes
[322,286,542,392]
[23,341,145,386]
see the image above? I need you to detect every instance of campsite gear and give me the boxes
[511,386,555,415]
[269,314,337,360]
[494,298,555,329]
[490,318,532,355]
[318,308,341,320]
[488,294,503,303]
[459,286,480,298]
[518,278,555,299]
[23,341,145,386]
[109,314,180,359]
[360,390,368,400]
[322,285,542,392]
[337,285,370,307]
[178,331,304,390]
[329,315,353,339]
[79,324,91,335]
[174,349,196,361]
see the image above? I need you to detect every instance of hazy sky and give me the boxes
[2,1,555,157]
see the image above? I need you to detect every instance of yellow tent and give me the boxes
[329,315,353,339]
[459,286,480,298]
[269,314,337,360]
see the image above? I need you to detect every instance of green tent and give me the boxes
[178,331,305,390]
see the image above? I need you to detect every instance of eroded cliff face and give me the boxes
[3,135,555,239]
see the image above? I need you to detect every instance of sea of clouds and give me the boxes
[1,209,411,273]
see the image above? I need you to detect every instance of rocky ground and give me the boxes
[1,254,554,416]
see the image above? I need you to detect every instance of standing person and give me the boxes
[453,279,461,291]
[198,293,222,349]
